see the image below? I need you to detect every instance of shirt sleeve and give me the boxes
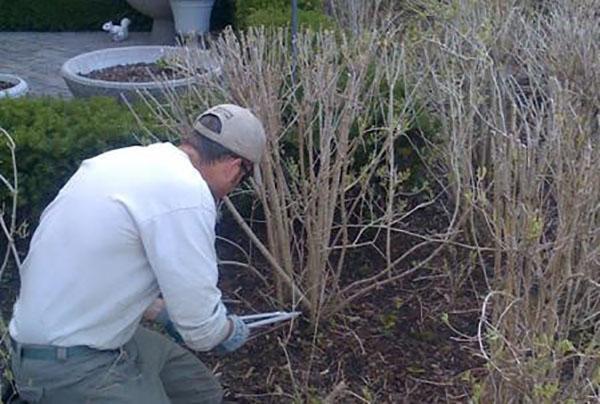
[139,206,230,351]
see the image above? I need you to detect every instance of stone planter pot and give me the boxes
[60,46,218,102]
[170,0,215,35]
[125,0,175,44]
[0,74,29,99]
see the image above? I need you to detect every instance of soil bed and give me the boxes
[0,81,14,91]
[206,200,486,403]
[80,62,188,83]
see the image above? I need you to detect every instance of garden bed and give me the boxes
[0,193,485,403]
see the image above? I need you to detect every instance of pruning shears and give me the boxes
[239,311,301,329]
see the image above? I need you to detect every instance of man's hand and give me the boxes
[144,298,166,321]
[215,315,249,354]
[144,298,183,343]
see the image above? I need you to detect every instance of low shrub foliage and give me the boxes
[0,97,140,228]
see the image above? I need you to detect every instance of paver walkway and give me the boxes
[0,32,153,97]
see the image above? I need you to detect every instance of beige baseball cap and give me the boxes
[193,104,267,184]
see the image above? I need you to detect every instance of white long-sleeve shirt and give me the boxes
[9,143,229,351]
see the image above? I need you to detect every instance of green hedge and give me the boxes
[0,0,329,33]
[244,8,334,30]
[235,0,334,30]
[0,97,141,227]
[236,0,323,15]
[0,0,151,31]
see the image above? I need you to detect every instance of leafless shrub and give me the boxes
[134,26,456,321]
[410,0,599,400]
[132,0,599,398]
[0,128,22,400]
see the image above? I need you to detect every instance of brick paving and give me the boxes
[0,32,153,97]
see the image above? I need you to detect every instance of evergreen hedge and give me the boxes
[0,97,142,227]
[0,0,327,32]
[0,0,151,31]
[235,0,334,30]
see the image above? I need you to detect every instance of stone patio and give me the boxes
[0,32,153,98]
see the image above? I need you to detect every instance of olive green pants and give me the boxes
[10,327,223,403]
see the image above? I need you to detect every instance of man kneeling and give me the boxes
[8,104,266,403]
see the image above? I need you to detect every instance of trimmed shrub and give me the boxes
[236,0,322,16]
[235,0,334,30]
[0,0,151,31]
[245,8,334,30]
[0,97,142,228]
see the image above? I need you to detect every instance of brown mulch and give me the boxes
[0,81,14,91]
[207,201,486,403]
[210,266,485,403]
[79,63,187,83]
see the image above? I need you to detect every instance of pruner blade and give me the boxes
[239,311,301,329]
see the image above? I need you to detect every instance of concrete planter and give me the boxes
[60,46,218,102]
[170,0,215,35]
[125,0,175,44]
[0,74,29,99]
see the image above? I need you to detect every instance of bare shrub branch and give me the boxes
[0,127,23,395]
[411,0,600,400]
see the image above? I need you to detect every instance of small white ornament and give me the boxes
[102,18,131,42]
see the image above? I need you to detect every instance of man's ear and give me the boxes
[229,157,243,170]
[230,157,247,182]
[235,157,246,174]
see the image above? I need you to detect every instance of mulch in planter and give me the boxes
[0,81,14,91]
[80,62,188,83]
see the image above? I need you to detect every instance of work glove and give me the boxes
[214,315,250,355]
